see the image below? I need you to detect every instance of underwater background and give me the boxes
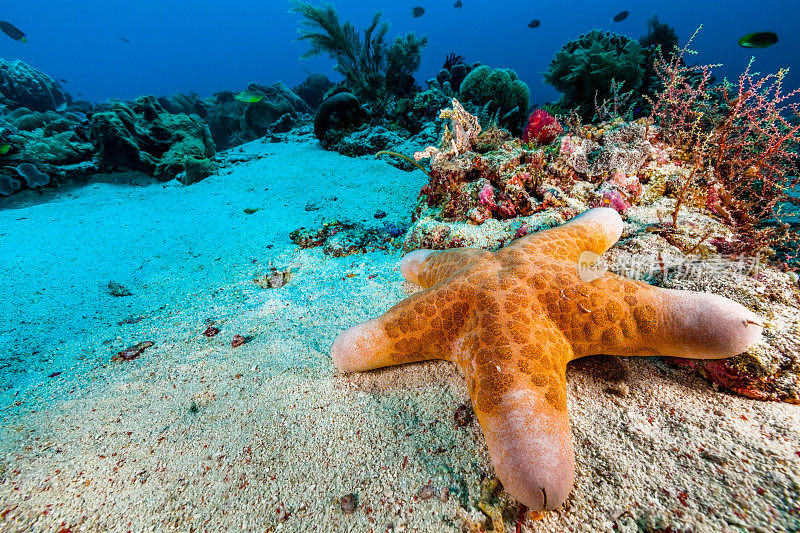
[3,0,800,106]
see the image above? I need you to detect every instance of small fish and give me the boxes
[613,10,629,22]
[528,19,541,28]
[58,78,68,84]
[412,6,425,17]
[0,144,10,155]
[0,21,27,42]
[120,36,130,43]
[738,32,778,49]
[454,0,462,7]
[235,90,264,103]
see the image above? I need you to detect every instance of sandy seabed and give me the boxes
[0,138,798,532]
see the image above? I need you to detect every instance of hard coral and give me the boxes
[459,65,530,134]
[522,109,562,145]
[544,30,645,120]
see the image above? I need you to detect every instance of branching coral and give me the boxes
[414,99,481,163]
[291,1,427,114]
[649,28,800,256]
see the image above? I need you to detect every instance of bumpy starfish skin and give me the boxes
[332,208,763,511]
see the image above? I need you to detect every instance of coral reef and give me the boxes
[0,105,95,194]
[313,92,369,148]
[291,1,427,114]
[402,100,800,403]
[437,53,473,93]
[15,163,49,188]
[292,73,334,109]
[239,82,311,138]
[0,59,68,112]
[544,30,645,120]
[459,65,530,134]
[90,96,216,181]
[157,83,310,150]
[648,32,800,256]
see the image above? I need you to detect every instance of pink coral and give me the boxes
[478,183,496,209]
[597,189,629,213]
[522,109,563,145]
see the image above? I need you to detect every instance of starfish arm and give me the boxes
[641,286,764,359]
[504,207,624,263]
[331,282,472,372]
[564,274,764,360]
[400,248,493,288]
[463,323,575,511]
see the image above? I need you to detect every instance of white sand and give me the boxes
[0,137,798,532]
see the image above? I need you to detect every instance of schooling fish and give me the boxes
[738,32,778,48]
[235,90,264,103]
[0,21,27,42]
[412,6,425,17]
[528,19,541,28]
[454,0,462,7]
[613,10,629,22]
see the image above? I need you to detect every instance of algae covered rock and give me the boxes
[292,73,334,109]
[0,59,68,112]
[90,96,215,181]
[200,82,310,149]
[314,92,369,149]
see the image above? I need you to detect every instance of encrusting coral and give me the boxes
[332,207,763,510]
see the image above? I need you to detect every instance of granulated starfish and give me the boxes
[332,208,763,510]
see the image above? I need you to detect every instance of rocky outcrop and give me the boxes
[0,59,68,112]
[90,96,215,181]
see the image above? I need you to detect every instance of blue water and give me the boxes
[2,0,799,105]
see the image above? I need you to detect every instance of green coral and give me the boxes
[459,65,530,134]
[544,30,645,120]
[291,1,427,114]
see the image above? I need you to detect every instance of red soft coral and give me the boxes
[522,109,563,145]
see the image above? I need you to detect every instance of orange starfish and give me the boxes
[332,208,763,511]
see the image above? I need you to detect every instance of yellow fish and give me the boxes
[235,90,264,103]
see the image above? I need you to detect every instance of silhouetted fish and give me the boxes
[454,0,462,7]
[613,10,629,22]
[0,21,27,42]
[120,36,130,43]
[58,78,68,84]
[528,19,541,28]
[738,32,778,48]
[412,6,425,17]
